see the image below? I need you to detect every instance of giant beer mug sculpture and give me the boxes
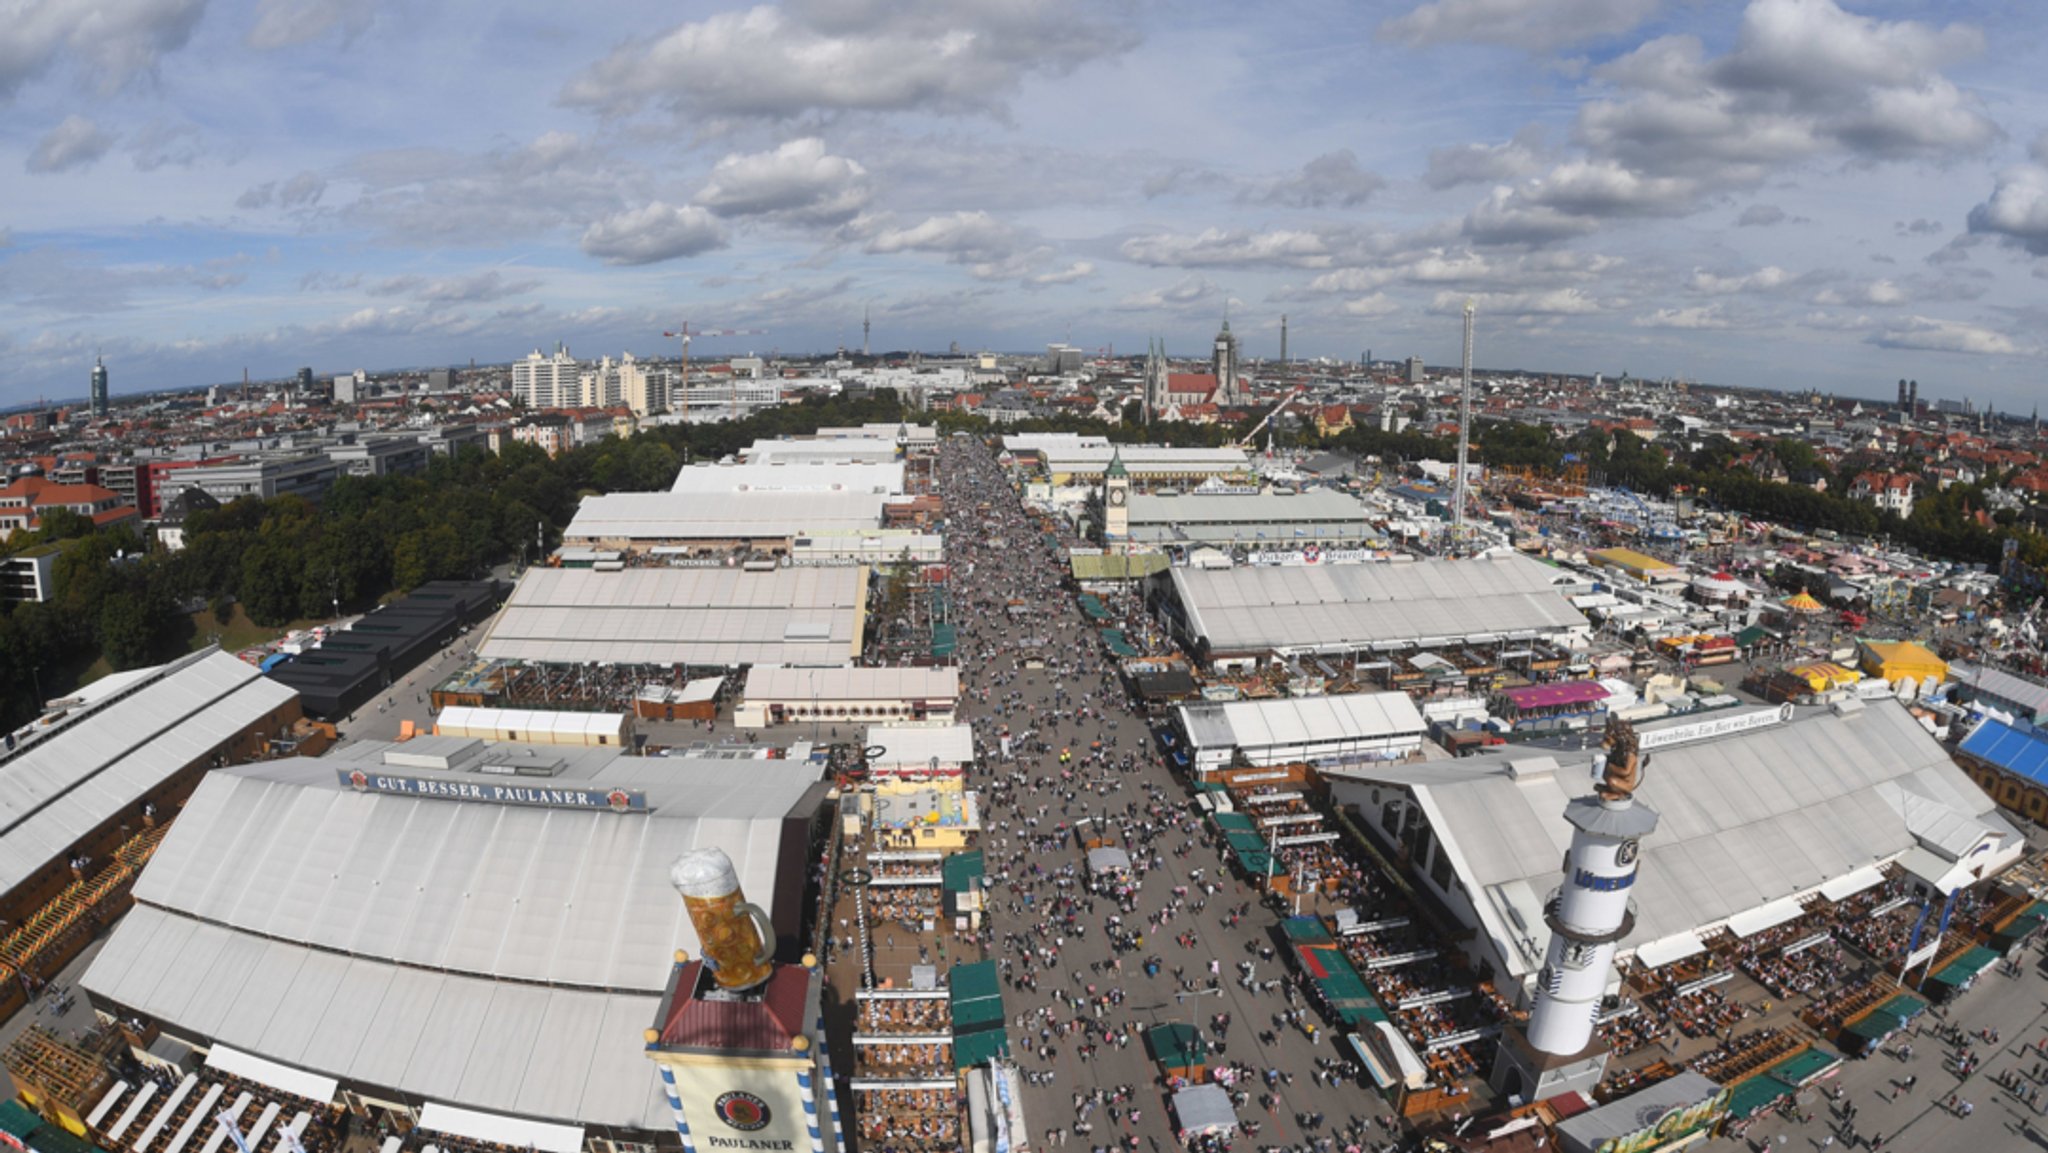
[671,848,776,992]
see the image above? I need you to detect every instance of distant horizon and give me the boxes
[20,346,2023,424]
[7,0,2047,411]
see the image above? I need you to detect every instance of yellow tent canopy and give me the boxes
[1788,663,1862,693]
[1782,591,1825,615]
[1859,640,1947,685]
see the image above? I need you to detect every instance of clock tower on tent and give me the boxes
[1102,447,1130,544]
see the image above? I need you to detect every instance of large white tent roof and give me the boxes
[668,460,903,495]
[1180,693,1426,754]
[114,747,820,991]
[479,565,865,667]
[743,665,959,704]
[0,648,295,899]
[82,745,825,1133]
[1342,701,2017,980]
[1168,553,1586,655]
[564,490,887,542]
[87,903,667,1130]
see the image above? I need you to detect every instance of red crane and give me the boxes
[663,324,768,419]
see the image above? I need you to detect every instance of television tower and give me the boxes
[862,305,871,357]
[1451,300,1474,548]
[1493,719,1660,1102]
[1280,314,1288,365]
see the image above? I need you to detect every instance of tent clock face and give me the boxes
[1616,840,1639,867]
[1108,488,1126,506]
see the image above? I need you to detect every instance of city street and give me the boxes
[932,435,1405,1153]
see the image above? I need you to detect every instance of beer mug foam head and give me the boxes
[671,848,740,900]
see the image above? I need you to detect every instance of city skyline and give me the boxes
[4,0,2048,407]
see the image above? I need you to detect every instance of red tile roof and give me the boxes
[657,961,813,1054]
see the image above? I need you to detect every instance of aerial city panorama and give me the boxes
[8,3,2048,1153]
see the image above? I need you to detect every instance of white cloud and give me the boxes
[1810,279,1906,306]
[1425,128,1547,189]
[247,0,378,49]
[1380,0,1661,52]
[0,0,206,100]
[561,1,1139,122]
[1967,133,2048,256]
[369,270,542,305]
[26,115,115,173]
[695,137,870,224]
[1736,203,1787,227]
[580,202,729,265]
[340,132,621,247]
[237,170,327,210]
[1342,293,1398,317]
[1688,265,1788,294]
[127,118,205,170]
[1254,150,1384,208]
[1868,316,2019,356]
[1633,305,1730,329]
[1113,275,1214,312]
[865,211,1021,264]
[1121,227,1344,269]
[1027,261,1095,286]
[1431,288,1603,316]
[1462,186,1599,245]
[1468,0,1999,244]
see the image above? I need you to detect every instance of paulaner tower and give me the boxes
[646,849,843,1153]
[1492,718,1660,1102]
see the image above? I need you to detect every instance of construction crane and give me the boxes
[663,323,768,420]
[1235,386,1307,451]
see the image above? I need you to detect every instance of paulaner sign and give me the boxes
[338,769,648,812]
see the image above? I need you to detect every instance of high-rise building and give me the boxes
[296,367,314,394]
[1493,720,1659,1103]
[512,346,579,409]
[1405,355,1425,385]
[89,357,108,418]
[570,352,668,415]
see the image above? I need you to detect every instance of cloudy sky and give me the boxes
[4,0,2048,410]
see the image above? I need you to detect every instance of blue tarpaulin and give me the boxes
[1960,718,2048,785]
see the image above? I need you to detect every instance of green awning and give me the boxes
[950,960,1005,1024]
[0,1102,42,1141]
[1101,628,1140,657]
[1845,1008,1906,1043]
[1726,1073,1798,1119]
[1281,916,1335,945]
[942,850,985,893]
[953,1023,1009,1069]
[1995,902,2048,944]
[1877,992,1927,1019]
[1146,1022,1208,1068]
[1736,625,1772,648]
[1928,945,1999,989]
[950,960,1008,1069]
[27,1128,99,1153]
[1765,1047,1841,1087]
[1284,927,1392,1026]
[931,624,958,657]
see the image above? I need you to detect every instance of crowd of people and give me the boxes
[922,436,1407,1153]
